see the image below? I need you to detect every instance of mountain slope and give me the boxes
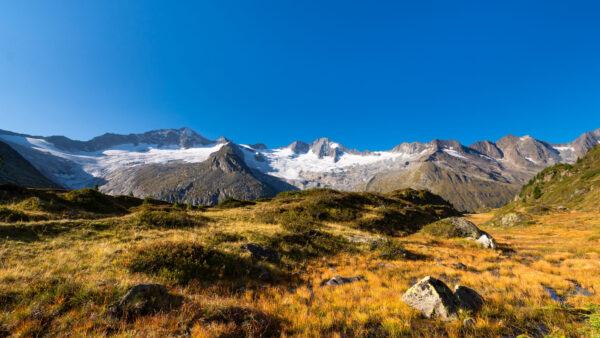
[515,144,600,211]
[488,144,600,226]
[101,144,295,204]
[0,140,61,188]
[1,127,599,210]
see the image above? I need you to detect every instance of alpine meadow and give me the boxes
[1,1,600,337]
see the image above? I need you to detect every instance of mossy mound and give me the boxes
[124,241,274,285]
[255,188,460,236]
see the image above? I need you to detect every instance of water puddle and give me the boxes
[543,285,565,303]
[567,280,592,297]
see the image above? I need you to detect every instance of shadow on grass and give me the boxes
[185,305,285,338]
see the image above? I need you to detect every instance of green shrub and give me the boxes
[142,196,153,205]
[532,185,542,199]
[124,241,258,284]
[217,197,255,209]
[207,232,247,245]
[582,169,600,180]
[370,239,407,260]
[265,230,355,262]
[0,206,29,222]
[281,218,319,233]
[132,210,200,228]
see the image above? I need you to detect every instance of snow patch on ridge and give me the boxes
[442,147,468,160]
[240,145,429,180]
[0,134,224,188]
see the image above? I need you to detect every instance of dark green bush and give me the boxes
[0,206,29,222]
[132,209,200,228]
[532,185,542,199]
[370,239,407,260]
[124,241,257,284]
[217,197,255,209]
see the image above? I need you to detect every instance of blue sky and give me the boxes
[1,1,599,150]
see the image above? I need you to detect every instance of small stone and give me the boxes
[452,262,468,270]
[320,275,365,287]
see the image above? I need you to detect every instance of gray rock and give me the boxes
[499,212,529,227]
[320,275,365,287]
[116,284,180,317]
[401,276,459,321]
[437,217,497,249]
[242,243,281,262]
[454,285,484,313]
[475,233,496,249]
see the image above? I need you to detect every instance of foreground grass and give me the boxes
[0,202,599,336]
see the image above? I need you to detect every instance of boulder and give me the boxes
[454,285,484,313]
[116,284,180,318]
[499,212,529,227]
[475,233,496,249]
[242,243,281,262]
[320,275,365,287]
[425,217,497,249]
[401,276,459,321]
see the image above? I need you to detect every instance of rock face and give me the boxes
[242,243,281,262]
[116,284,180,318]
[320,276,365,287]
[402,277,485,321]
[454,286,484,313]
[423,217,497,249]
[4,127,600,211]
[401,276,460,321]
[102,144,296,205]
[0,140,61,188]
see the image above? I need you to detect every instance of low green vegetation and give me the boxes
[124,241,266,284]
[254,188,460,236]
[489,145,600,224]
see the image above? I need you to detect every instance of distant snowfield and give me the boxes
[0,134,224,187]
[442,147,468,160]
[240,145,430,180]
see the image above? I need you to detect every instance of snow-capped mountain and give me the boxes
[1,127,599,211]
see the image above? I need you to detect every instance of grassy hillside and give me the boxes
[365,161,521,213]
[488,145,600,226]
[0,187,599,336]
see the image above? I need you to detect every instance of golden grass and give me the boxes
[0,205,599,336]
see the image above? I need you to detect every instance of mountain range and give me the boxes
[1,126,599,211]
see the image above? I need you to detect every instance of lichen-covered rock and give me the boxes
[454,285,484,313]
[499,212,529,227]
[320,275,365,287]
[422,217,497,249]
[401,276,459,321]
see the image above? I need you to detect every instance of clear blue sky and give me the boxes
[1,1,600,150]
